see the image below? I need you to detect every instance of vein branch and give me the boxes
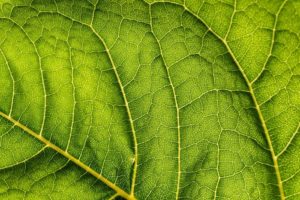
[149,5,182,199]
[89,25,138,198]
[251,0,288,84]
[0,48,15,117]
[0,111,134,200]
[3,17,48,136]
[33,10,139,198]
[277,122,300,158]
[151,1,286,199]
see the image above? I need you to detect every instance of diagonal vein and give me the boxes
[251,0,288,84]
[277,122,300,158]
[1,18,48,136]
[0,48,15,117]
[32,10,138,198]
[89,22,139,199]
[151,1,286,199]
[3,10,138,200]
[0,111,135,200]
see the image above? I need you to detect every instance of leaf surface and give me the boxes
[0,0,299,199]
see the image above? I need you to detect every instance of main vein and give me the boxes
[152,1,286,199]
[0,111,134,200]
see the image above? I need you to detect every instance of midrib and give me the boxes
[0,111,135,200]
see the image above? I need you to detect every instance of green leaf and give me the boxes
[0,0,299,199]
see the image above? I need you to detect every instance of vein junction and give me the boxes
[0,111,136,200]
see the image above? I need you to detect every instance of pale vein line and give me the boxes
[89,22,138,198]
[178,86,249,110]
[286,192,300,199]
[283,167,300,183]
[66,21,76,152]
[88,2,138,195]
[151,1,286,199]
[0,145,47,170]
[0,111,134,200]
[108,193,119,200]
[277,122,300,158]
[149,5,182,199]
[251,0,288,84]
[79,66,102,159]
[22,11,138,199]
[224,0,236,40]
[214,91,221,200]
[1,18,48,136]
[0,48,15,117]
[90,0,99,26]
[15,19,46,136]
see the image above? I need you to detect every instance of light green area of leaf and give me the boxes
[0,0,299,199]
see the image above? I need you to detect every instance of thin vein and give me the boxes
[0,111,134,200]
[251,0,288,84]
[79,66,102,159]
[0,146,47,170]
[28,11,138,199]
[151,1,286,199]
[149,5,182,200]
[0,48,15,116]
[89,22,138,198]
[277,122,300,158]
[224,0,236,40]
[221,23,286,200]
[90,0,99,26]
[108,193,119,200]
[66,22,76,152]
[214,91,221,200]
[1,18,48,136]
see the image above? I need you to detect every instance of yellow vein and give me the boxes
[224,0,236,40]
[0,48,15,117]
[66,21,76,152]
[28,11,138,199]
[206,17,286,200]
[195,13,286,200]
[2,18,48,136]
[149,5,182,199]
[277,122,300,158]
[90,0,99,26]
[214,91,222,200]
[108,193,119,200]
[88,26,139,198]
[251,0,288,84]
[0,111,134,200]
[151,1,286,199]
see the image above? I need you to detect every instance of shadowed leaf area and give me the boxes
[0,0,299,199]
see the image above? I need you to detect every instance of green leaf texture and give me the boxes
[0,0,299,199]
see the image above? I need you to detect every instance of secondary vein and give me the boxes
[149,5,182,199]
[251,0,288,84]
[0,111,134,200]
[0,48,15,117]
[151,1,286,199]
[32,11,139,198]
[89,25,139,198]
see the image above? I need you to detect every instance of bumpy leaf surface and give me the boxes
[0,0,299,199]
